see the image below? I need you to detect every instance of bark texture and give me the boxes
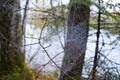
[0,0,24,74]
[59,3,90,80]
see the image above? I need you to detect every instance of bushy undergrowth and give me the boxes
[33,71,58,80]
[0,63,60,80]
[0,64,35,80]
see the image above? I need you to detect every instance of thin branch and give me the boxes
[39,42,61,70]
[90,0,101,80]
[22,42,39,47]
[22,0,29,54]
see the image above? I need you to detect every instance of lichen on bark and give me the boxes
[59,2,90,80]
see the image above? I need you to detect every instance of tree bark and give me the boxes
[59,3,90,80]
[0,0,24,74]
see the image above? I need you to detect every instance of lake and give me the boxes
[25,24,120,73]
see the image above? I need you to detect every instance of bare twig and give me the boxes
[22,0,29,53]
[90,0,101,80]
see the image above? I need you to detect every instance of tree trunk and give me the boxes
[0,0,24,74]
[59,3,90,80]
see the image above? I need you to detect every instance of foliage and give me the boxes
[13,0,120,80]
[34,71,58,80]
[0,64,35,80]
[69,0,94,7]
[29,2,67,29]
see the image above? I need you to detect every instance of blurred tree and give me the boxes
[0,0,24,76]
[59,0,90,80]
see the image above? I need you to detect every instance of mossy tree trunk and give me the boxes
[59,2,90,80]
[0,0,24,74]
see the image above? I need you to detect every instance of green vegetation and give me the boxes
[69,0,94,7]
[0,64,35,80]
[0,0,120,80]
